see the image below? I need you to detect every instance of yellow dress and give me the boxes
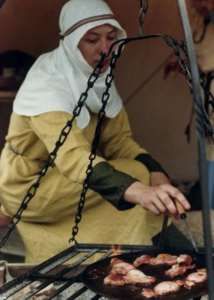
[0,109,163,263]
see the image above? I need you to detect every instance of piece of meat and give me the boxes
[154,281,180,295]
[150,254,178,266]
[165,263,196,278]
[186,269,207,283]
[134,253,194,268]
[124,269,156,286]
[104,273,126,286]
[177,254,193,265]
[185,280,196,289]
[133,253,178,267]
[185,269,207,289]
[175,279,185,287]
[133,255,152,267]
[110,259,135,275]
[141,288,156,299]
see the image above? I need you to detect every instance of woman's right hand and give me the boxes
[123,181,190,217]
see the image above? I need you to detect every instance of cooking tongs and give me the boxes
[175,201,199,253]
[158,201,199,253]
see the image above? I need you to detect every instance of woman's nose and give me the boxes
[99,39,111,55]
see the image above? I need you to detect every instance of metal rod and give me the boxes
[9,250,98,299]
[0,246,79,297]
[177,1,214,299]
[49,281,79,299]
[65,286,88,300]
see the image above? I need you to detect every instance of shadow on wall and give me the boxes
[0,50,35,151]
[0,50,35,91]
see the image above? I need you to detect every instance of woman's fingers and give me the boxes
[147,203,161,215]
[159,184,191,211]
[123,181,191,217]
[155,191,177,216]
[173,191,191,211]
[152,196,167,214]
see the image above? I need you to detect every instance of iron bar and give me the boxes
[177,1,214,300]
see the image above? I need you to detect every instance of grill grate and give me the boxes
[0,244,151,299]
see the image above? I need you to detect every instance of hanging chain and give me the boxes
[0,55,106,249]
[163,35,214,141]
[201,71,214,113]
[139,0,149,35]
[70,50,120,243]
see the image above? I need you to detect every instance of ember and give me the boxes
[111,244,122,257]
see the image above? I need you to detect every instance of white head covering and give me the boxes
[13,0,127,128]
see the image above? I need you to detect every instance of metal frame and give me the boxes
[177,1,214,299]
[0,244,207,299]
[0,244,156,299]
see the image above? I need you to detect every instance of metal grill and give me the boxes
[0,244,157,300]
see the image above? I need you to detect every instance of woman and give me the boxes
[0,0,190,263]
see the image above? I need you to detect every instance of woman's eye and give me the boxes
[108,35,117,41]
[85,38,98,44]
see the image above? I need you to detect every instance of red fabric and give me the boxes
[190,0,214,17]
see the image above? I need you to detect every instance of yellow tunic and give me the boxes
[0,109,163,263]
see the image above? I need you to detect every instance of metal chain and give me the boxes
[70,50,120,243]
[0,55,106,249]
[163,35,214,141]
[139,0,149,35]
[201,71,214,113]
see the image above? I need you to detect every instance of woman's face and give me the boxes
[78,24,118,72]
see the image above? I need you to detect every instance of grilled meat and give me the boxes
[165,263,195,278]
[104,258,156,286]
[133,255,152,267]
[176,254,193,265]
[185,268,207,289]
[134,253,178,267]
[141,288,156,299]
[104,254,206,296]
[134,253,193,268]
[104,273,126,286]
[110,258,135,275]
[154,281,180,295]
[142,281,183,298]
[124,269,156,285]
[175,279,185,287]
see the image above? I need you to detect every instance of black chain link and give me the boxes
[163,35,214,141]
[0,54,106,249]
[139,0,149,35]
[70,50,119,243]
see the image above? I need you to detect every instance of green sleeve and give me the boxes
[88,161,137,210]
[135,153,169,177]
